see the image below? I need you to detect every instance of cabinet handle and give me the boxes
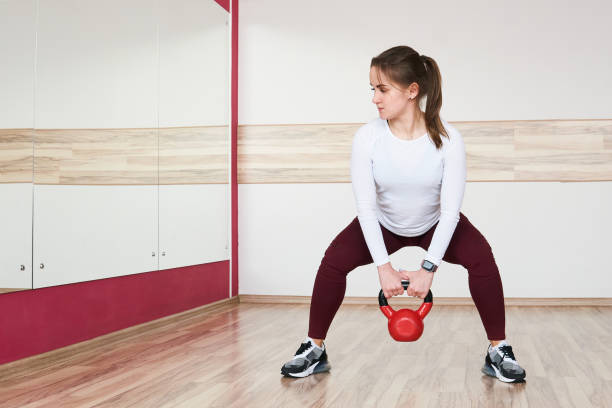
[152,252,156,257]
[162,251,166,256]
[40,263,45,269]
[20,265,25,271]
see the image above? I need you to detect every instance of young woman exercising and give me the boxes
[281,45,526,383]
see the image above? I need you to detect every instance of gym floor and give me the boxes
[0,302,610,407]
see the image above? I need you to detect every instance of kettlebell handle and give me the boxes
[378,280,433,307]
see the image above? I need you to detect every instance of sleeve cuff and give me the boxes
[374,257,390,267]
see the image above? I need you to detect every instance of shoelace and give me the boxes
[498,345,518,365]
[294,342,313,356]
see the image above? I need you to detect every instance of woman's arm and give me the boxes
[350,126,389,266]
[424,125,467,266]
[351,126,405,298]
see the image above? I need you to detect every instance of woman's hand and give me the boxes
[377,263,405,299]
[398,268,434,299]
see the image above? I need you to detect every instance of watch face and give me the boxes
[423,261,434,270]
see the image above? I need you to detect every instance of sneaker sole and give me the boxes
[281,360,331,378]
[482,363,525,383]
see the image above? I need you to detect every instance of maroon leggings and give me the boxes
[308,212,505,341]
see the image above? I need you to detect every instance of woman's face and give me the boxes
[369,66,418,120]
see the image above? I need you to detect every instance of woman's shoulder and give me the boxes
[439,118,463,146]
[440,117,461,138]
[353,117,385,143]
[360,117,386,132]
[437,118,465,157]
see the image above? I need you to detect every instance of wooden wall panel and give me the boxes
[510,121,612,181]
[0,129,33,183]
[3,120,610,184]
[34,128,157,185]
[238,123,355,183]
[238,119,612,183]
[10,126,230,185]
[159,126,229,184]
[452,121,516,181]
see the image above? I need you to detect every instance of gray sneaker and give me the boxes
[481,341,526,383]
[281,339,331,378]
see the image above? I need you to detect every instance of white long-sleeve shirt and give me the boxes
[350,117,466,267]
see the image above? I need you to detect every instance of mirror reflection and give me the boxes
[0,0,35,294]
[0,0,229,294]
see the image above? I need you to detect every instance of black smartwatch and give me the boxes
[421,259,438,273]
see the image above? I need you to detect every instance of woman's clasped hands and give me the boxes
[377,262,433,299]
[398,267,433,299]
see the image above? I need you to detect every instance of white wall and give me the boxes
[0,0,229,129]
[238,0,612,297]
[239,182,612,298]
[0,0,35,128]
[239,0,612,124]
[35,0,228,128]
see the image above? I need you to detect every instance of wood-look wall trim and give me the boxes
[2,119,611,184]
[238,119,612,183]
[0,129,34,183]
[238,294,612,307]
[1,126,229,185]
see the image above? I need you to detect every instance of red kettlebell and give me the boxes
[378,280,433,342]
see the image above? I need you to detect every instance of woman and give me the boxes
[280,45,526,383]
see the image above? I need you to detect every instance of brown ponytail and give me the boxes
[371,46,448,149]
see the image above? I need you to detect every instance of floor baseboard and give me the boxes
[238,294,612,307]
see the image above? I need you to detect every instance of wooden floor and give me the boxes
[1,302,611,407]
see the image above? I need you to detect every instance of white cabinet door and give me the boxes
[0,183,32,291]
[159,184,229,270]
[33,185,158,288]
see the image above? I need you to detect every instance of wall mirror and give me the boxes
[0,0,229,294]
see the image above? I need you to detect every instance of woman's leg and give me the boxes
[308,216,406,340]
[418,212,506,340]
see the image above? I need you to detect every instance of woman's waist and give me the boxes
[376,208,440,237]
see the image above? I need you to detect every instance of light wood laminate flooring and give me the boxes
[1,303,611,407]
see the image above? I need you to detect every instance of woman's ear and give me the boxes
[408,82,420,99]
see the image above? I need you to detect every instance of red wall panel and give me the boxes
[0,261,229,365]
